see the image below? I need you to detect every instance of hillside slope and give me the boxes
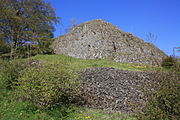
[32,55,160,113]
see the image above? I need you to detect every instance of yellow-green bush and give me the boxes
[0,60,26,89]
[15,64,81,109]
[137,65,180,120]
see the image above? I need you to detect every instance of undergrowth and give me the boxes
[0,55,139,120]
[137,63,180,120]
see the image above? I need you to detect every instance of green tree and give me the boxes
[0,0,59,58]
[37,32,55,54]
[0,40,10,54]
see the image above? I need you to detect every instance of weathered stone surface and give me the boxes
[52,19,167,66]
[79,67,157,113]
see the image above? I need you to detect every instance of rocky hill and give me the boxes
[52,19,167,66]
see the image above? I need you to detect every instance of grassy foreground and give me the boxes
[0,85,136,120]
[1,54,160,120]
[0,91,136,120]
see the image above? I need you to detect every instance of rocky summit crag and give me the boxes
[52,19,167,66]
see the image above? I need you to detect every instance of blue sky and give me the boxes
[47,0,180,55]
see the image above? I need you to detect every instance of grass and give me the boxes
[0,86,137,120]
[32,54,160,72]
[0,93,137,120]
[1,54,161,120]
[70,108,137,120]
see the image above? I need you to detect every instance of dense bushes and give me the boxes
[0,59,82,110]
[137,64,180,120]
[15,64,81,109]
[161,56,177,68]
[0,60,26,89]
[0,40,11,58]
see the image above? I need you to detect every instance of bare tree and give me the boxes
[146,32,158,43]
[70,18,78,28]
[173,47,180,58]
[65,18,78,33]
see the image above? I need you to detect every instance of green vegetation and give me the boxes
[0,3,178,120]
[137,63,180,120]
[0,94,136,120]
[69,108,137,120]
[16,64,81,109]
[32,54,160,72]
[0,0,59,59]
[1,0,178,120]
[0,55,143,120]
[161,56,177,69]
[3,54,180,120]
[0,60,27,89]
[2,54,179,120]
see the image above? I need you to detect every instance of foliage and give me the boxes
[0,59,26,89]
[36,32,55,54]
[137,64,180,120]
[0,86,136,120]
[0,54,161,120]
[0,95,136,120]
[0,40,11,56]
[0,88,78,120]
[12,44,40,59]
[161,56,177,68]
[0,0,59,58]
[0,54,144,120]
[11,36,55,59]
[15,64,81,109]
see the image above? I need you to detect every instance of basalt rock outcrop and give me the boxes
[52,19,167,66]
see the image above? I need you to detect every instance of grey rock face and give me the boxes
[80,67,157,113]
[52,19,167,66]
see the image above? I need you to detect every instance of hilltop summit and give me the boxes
[52,19,167,65]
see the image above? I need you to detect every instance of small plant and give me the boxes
[15,64,81,109]
[161,56,177,68]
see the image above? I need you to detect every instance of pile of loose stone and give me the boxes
[80,67,157,113]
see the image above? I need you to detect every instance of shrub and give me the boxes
[0,60,26,89]
[161,56,177,68]
[137,65,180,120]
[15,64,81,109]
